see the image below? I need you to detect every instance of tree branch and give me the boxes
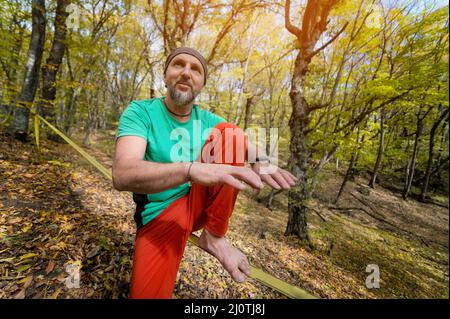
[284,0,301,38]
[310,21,348,59]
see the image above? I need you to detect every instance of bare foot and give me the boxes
[198,229,251,283]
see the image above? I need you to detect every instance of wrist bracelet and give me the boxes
[186,162,194,181]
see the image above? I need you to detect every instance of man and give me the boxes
[112,47,297,299]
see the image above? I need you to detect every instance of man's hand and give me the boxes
[189,163,264,191]
[250,162,297,192]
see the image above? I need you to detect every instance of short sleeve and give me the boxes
[116,101,149,141]
[206,111,226,127]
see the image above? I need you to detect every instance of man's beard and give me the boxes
[167,81,199,107]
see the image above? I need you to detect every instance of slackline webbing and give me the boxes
[31,113,318,299]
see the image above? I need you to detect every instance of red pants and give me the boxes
[129,122,247,299]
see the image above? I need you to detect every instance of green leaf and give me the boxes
[17,264,32,272]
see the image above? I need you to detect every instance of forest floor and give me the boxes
[0,128,448,299]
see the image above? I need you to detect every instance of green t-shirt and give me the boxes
[116,97,225,227]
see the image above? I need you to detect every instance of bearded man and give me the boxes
[112,47,297,298]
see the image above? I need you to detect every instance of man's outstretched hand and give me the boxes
[189,163,264,191]
[188,161,297,193]
[250,162,297,192]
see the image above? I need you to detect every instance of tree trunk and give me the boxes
[349,133,365,180]
[403,111,423,199]
[434,118,449,183]
[285,53,310,242]
[421,108,449,201]
[39,0,69,141]
[283,0,345,242]
[243,95,254,131]
[9,0,46,140]
[335,152,356,203]
[403,138,411,192]
[149,68,155,99]
[335,128,361,202]
[369,108,386,188]
[83,92,98,146]
[63,87,80,135]
[1,19,25,121]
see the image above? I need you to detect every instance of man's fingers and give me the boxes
[231,167,263,190]
[261,174,281,190]
[286,171,298,181]
[280,170,296,186]
[271,171,291,189]
[222,174,246,190]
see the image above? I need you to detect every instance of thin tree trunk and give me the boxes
[369,108,386,188]
[39,0,69,141]
[83,92,98,146]
[243,95,254,131]
[149,68,155,99]
[234,55,252,126]
[403,138,411,193]
[434,118,449,183]
[335,128,361,202]
[421,108,449,201]
[403,110,423,199]
[2,19,25,120]
[266,189,283,210]
[234,22,257,126]
[335,153,356,203]
[63,87,80,135]
[9,0,46,140]
[349,133,365,180]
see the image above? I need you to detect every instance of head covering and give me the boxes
[164,47,208,85]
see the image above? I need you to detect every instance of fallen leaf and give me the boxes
[13,289,26,299]
[86,246,100,258]
[17,264,32,272]
[50,288,62,299]
[19,253,38,260]
[0,258,15,264]
[21,224,33,233]
[17,275,32,284]
[8,217,23,224]
[45,260,55,274]
[18,275,33,288]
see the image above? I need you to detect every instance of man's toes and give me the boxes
[231,268,246,283]
[239,258,251,276]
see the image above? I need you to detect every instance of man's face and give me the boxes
[165,53,205,107]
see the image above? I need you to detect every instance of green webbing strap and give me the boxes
[38,116,112,180]
[33,114,318,299]
[187,234,317,299]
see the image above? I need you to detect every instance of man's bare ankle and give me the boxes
[201,228,225,243]
[199,229,226,255]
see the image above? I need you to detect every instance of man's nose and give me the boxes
[180,66,192,79]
